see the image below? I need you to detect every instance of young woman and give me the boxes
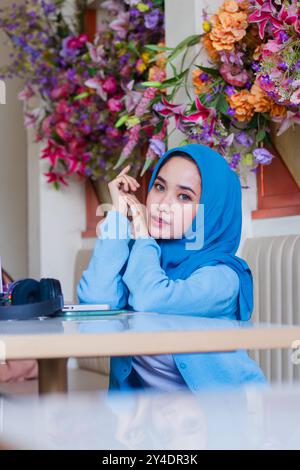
[77,143,266,393]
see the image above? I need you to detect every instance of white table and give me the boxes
[1,311,300,394]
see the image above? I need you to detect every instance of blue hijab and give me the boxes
[147,143,253,321]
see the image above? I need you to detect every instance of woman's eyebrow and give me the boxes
[155,175,197,196]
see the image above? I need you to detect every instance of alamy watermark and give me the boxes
[0,340,6,365]
[95,202,205,251]
[291,340,300,365]
[0,80,6,104]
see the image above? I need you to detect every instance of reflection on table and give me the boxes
[1,383,300,449]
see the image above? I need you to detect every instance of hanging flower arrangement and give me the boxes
[0,0,165,188]
[116,0,300,187]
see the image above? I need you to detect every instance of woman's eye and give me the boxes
[154,183,164,191]
[179,193,191,201]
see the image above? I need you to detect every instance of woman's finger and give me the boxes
[126,175,140,188]
[116,175,130,192]
[119,164,131,176]
[122,175,140,192]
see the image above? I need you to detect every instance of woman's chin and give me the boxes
[148,223,172,239]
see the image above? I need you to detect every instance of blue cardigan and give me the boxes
[77,210,267,393]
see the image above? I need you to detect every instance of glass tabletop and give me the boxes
[1,383,300,449]
[0,310,298,336]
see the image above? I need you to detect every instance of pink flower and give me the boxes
[85,78,107,101]
[78,34,88,45]
[261,40,283,57]
[120,65,132,78]
[108,97,123,113]
[55,122,72,141]
[24,108,40,128]
[106,127,121,138]
[220,63,249,87]
[181,96,214,127]
[41,115,53,136]
[248,0,285,39]
[44,171,68,186]
[135,87,157,118]
[109,12,130,39]
[86,42,105,65]
[41,139,68,167]
[276,111,300,136]
[50,84,71,100]
[153,96,186,128]
[18,85,35,101]
[290,88,300,105]
[55,100,73,118]
[102,76,118,95]
[113,124,141,169]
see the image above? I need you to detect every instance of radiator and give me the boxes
[241,234,300,384]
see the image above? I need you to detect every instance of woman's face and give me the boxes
[146,156,202,239]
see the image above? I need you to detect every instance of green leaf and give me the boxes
[216,94,230,114]
[154,120,164,133]
[195,65,220,78]
[73,92,90,101]
[145,44,173,52]
[115,114,129,128]
[113,154,128,170]
[141,81,162,88]
[167,34,201,62]
[264,131,272,146]
[159,68,189,88]
[247,114,258,129]
[170,62,178,79]
[140,158,153,177]
[88,67,97,77]
[128,41,139,56]
[256,129,266,142]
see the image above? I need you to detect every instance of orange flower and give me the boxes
[227,90,255,122]
[248,83,271,113]
[253,44,262,61]
[148,65,166,82]
[209,0,248,51]
[202,34,219,61]
[270,102,287,119]
[155,41,167,69]
[192,69,212,94]
[222,0,240,13]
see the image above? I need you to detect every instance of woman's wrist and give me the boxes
[110,205,128,218]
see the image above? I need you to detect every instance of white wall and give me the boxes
[0,0,28,280]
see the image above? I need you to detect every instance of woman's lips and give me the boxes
[151,215,170,227]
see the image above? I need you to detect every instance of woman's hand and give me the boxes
[122,192,149,239]
[108,164,140,217]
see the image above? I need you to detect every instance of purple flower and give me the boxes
[149,138,165,157]
[41,1,56,15]
[200,72,209,82]
[279,31,289,43]
[235,132,254,147]
[145,9,160,29]
[251,62,260,72]
[227,107,236,116]
[253,148,274,165]
[225,85,235,96]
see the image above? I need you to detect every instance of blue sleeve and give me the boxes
[122,237,240,316]
[77,210,132,309]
